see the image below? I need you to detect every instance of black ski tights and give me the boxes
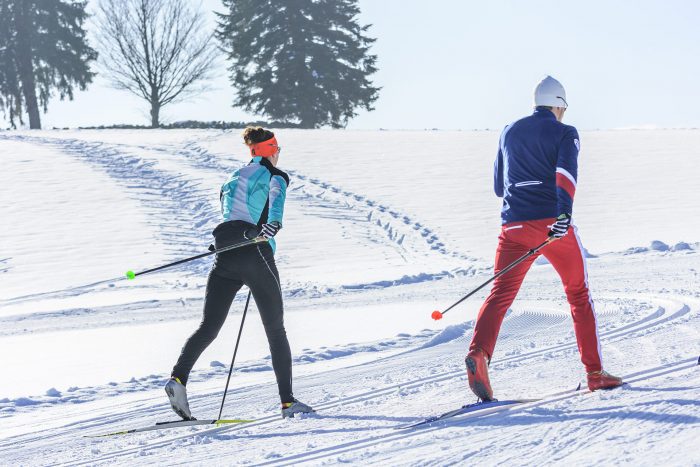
[171,241,293,403]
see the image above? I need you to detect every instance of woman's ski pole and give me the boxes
[218,290,251,420]
[125,237,268,280]
[431,237,554,320]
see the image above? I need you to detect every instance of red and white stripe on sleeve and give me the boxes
[555,167,577,200]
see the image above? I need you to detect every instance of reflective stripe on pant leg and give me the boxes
[543,226,603,372]
[249,244,293,402]
[572,225,603,370]
[257,244,282,294]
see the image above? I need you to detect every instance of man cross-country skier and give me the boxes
[465,76,623,401]
[165,127,314,419]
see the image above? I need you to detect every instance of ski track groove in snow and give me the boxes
[2,293,698,465]
[3,296,695,465]
[55,357,698,467]
[0,293,690,418]
[254,361,699,467]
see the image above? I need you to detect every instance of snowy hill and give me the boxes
[0,129,698,465]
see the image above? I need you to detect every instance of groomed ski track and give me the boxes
[3,284,698,465]
[0,131,698,466]
[52,298,700,465]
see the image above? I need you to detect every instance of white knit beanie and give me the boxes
[534,75,567,108]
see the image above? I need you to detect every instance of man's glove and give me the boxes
[548,213,572,238]
[259,221,281,239]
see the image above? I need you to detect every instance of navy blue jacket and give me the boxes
[494,107,580,224]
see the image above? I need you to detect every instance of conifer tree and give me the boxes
[217,0,380,128]
[0,0,96,129]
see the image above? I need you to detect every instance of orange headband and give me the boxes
[250,136,279,158]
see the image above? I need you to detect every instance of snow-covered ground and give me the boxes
[0,129,698,466]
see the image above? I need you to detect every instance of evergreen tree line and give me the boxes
[0,0,379,129]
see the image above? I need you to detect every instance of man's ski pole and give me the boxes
[125,237,268,280]
[431,237,554,320]
[218,290,251,420]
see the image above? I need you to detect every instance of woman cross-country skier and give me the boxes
[165,127,314,419]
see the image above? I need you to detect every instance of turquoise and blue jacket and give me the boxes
[220,156,290,251]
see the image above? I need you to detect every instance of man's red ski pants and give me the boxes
[469,218,603,373]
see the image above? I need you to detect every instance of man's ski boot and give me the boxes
[465,348,494,401]
[587,370,623,391]
[164,377,194,420]
[281,399,315,419]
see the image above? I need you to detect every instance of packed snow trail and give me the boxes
[2,286,698,465]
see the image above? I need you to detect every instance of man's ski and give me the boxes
[397,379,635,430]
[397,399,539,430]
[87,418,254,438]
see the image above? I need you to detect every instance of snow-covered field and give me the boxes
[0,129,698,466]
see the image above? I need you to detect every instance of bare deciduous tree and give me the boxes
[95,0,218,127]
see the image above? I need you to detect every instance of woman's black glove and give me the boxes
[259,221,281,239]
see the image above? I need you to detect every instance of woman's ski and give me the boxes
[87,418,254,438]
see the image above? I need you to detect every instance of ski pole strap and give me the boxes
[441,238,553,316]
[126,237,268,279]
